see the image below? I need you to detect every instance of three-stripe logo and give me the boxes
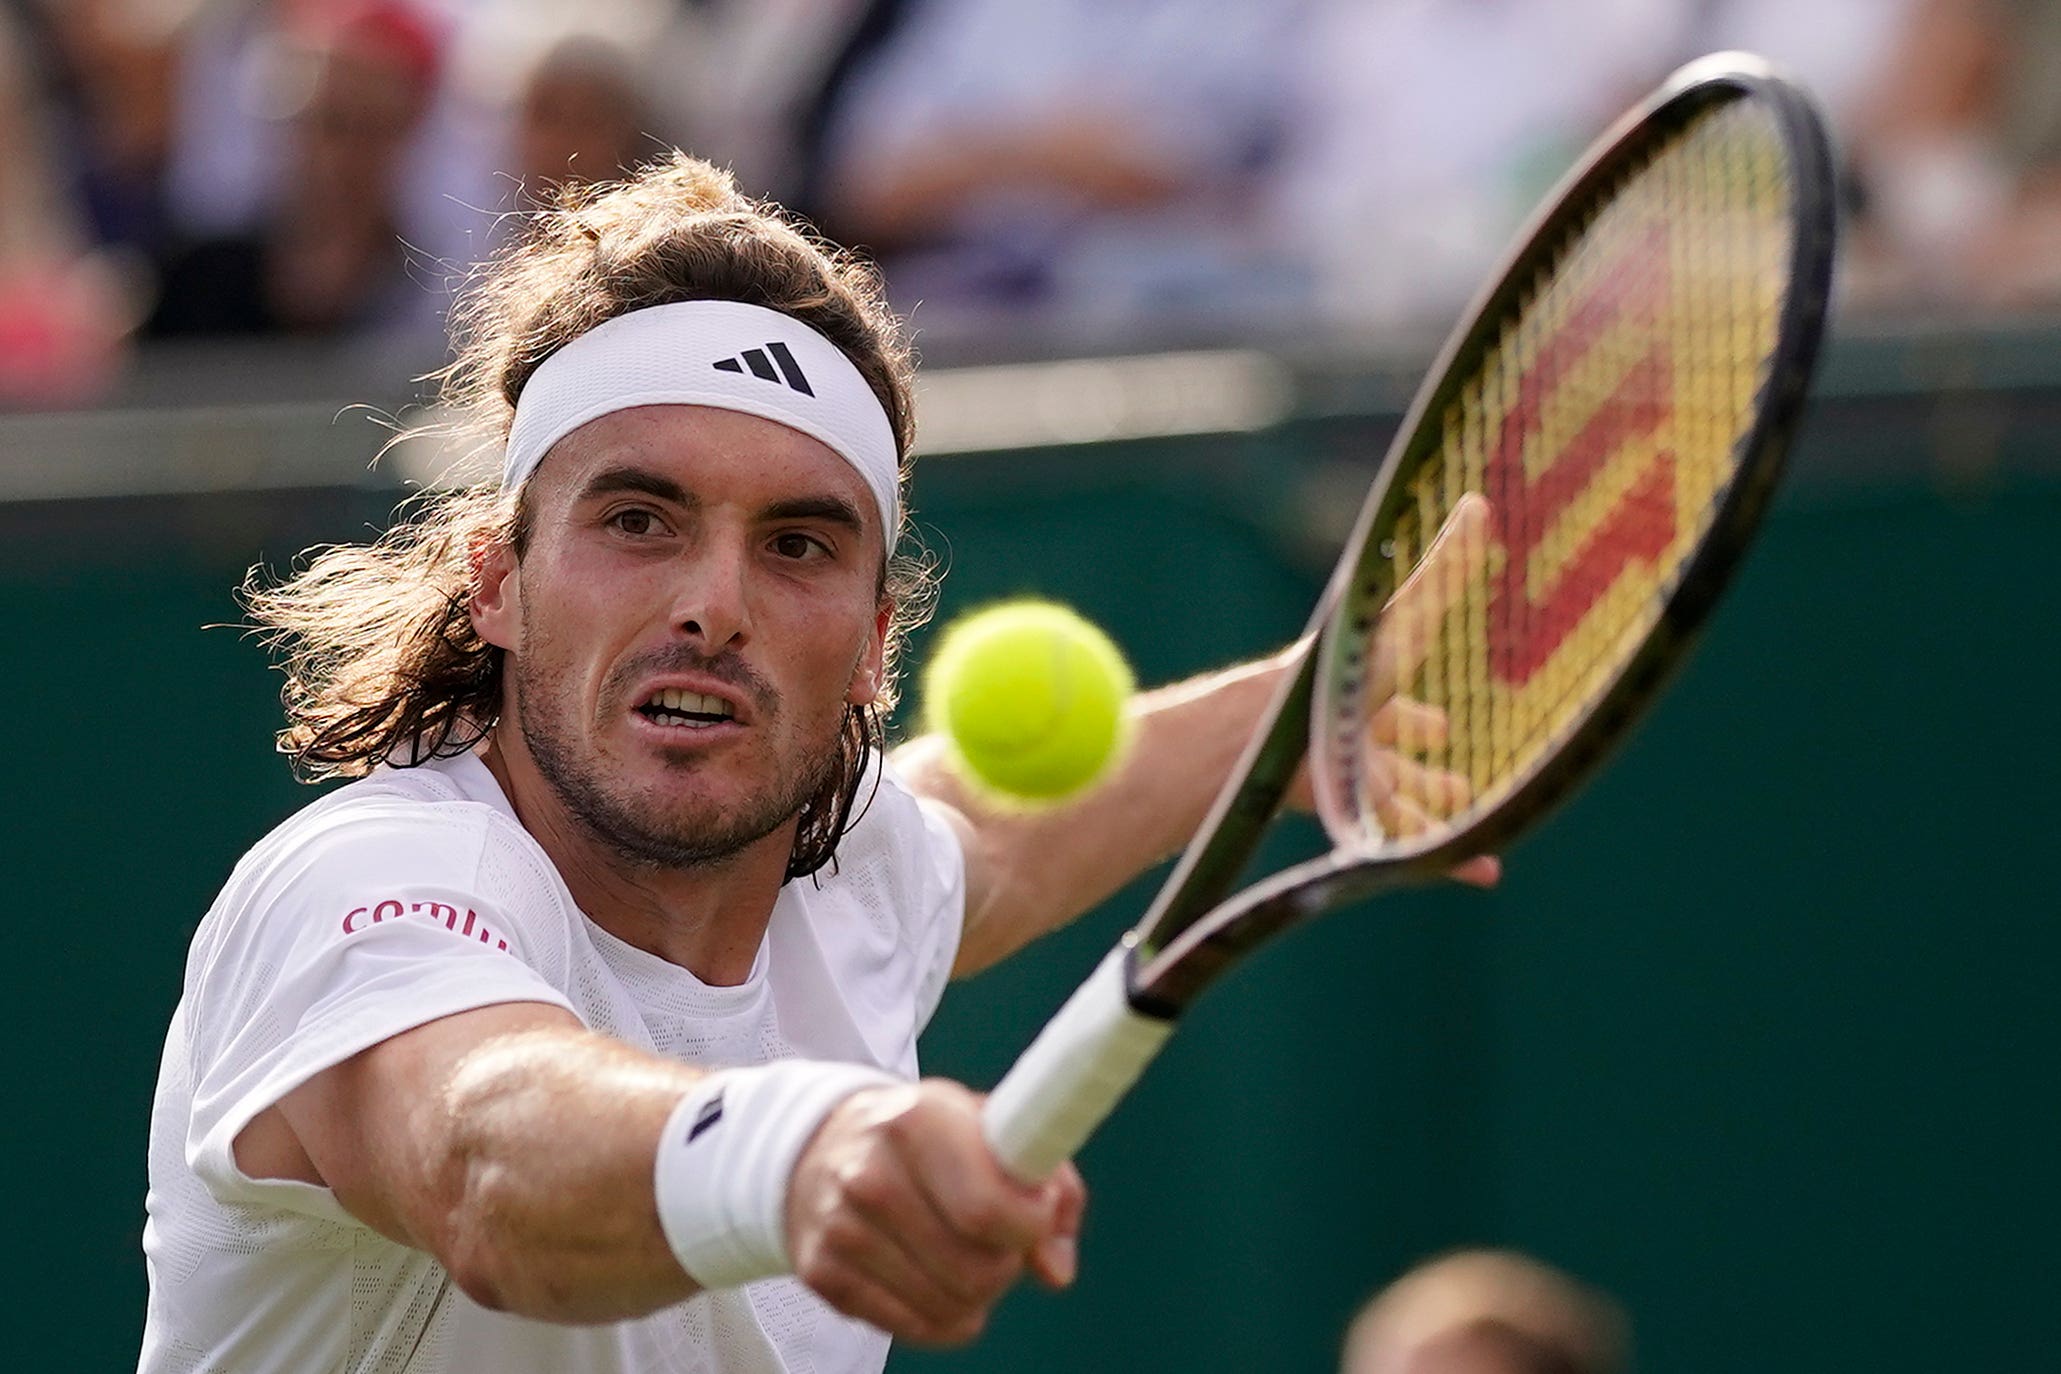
[713,341,814,396]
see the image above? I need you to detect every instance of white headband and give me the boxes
[502,300,901,545]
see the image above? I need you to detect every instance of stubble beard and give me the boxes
[513,655,842,872]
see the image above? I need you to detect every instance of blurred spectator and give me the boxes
[1685,0,1922,129]
[1830,0,2061,311]
[161,0,497,298]
[1274,0,1684,335]
[32,0,192,260]
[1340,1249,1629,1374]
[0,5,135,407]
[446,0,678,203]
[22,0,2058,374]
[1273,0,2018,334]
[447,0,905,216]
[813,0,1308,335]
[677,0,905,209]
[513,34,647,192]
[145,0,444,340]
[157,0,288,247]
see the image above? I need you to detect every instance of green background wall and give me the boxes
[4,341,2054,1370]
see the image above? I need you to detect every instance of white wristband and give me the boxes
[654,1060,897,1289]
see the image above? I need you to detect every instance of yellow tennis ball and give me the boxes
[923,601,1135,805]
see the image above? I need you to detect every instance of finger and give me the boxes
[1373,791,1433,840]
[1354,742,1399,808]
[789,1087,1021,1322]
[804,1255,989,1348]
[1368,696,1449,752]
[1367,494,1493,697]
[894,1087,1050,1253]
[1449,854,1503,888]
[1404,491,1492,623]
[802,1202,981,1332]
[1389,754,1473,816]
[1027,1164,1085,1290]
[835,1164,1021,1312]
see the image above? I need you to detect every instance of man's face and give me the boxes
[297,39,429,205]
[471,404,890,869]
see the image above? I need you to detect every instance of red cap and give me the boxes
[287,0,445,93]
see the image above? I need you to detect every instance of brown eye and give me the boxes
[772,532,825,560]
[612,509,657,536]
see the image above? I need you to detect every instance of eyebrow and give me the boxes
[574,463,868,534]
[764,494,866,533]
[575,464,693,506]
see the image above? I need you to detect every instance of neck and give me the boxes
[477,732,792,986]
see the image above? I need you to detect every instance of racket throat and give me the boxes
[1134,851,1401,1010]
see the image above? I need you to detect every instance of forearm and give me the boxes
[421,1028,706,1322]
[289,1008,980,1334]
[898,646,1297,976]
[448,1051,1090,1343]
[398,1029,1076,1339]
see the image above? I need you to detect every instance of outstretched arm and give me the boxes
[898,649,1302,978]
[902,503,1502,978]
[254,1003,1081,1340]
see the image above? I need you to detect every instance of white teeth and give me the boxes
[646,688,734,721]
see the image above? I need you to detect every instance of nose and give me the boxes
[671,535,753,652]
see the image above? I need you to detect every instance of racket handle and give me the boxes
[982,948,1175,1181]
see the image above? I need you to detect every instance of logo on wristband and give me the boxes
[687,1092,726,1143]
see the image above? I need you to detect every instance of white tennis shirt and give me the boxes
[139,749,966,1374]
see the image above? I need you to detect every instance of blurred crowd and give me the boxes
[5,0,2061,409]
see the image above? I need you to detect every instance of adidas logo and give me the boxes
[712,342,814,396]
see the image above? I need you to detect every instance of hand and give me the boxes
[1291,493,1502,889]
[785,1080,1085,1346]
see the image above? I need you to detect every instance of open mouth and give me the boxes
[636,688,737,729]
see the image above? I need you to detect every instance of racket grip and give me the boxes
[982,948,1175,1181]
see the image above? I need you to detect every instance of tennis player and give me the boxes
[139,151,1486,1374]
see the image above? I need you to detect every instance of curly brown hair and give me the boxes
[244,152,934,880]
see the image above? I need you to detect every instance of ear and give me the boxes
[469,533,521,651]
[845,597,893,707]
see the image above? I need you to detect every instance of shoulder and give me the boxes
[838,755,966,884]
[787,753,968,939]
[798,754,966,949]
[200,758,569,965]
[237,765,503,893]
[779,754,968,1046]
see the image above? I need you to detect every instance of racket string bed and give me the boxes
[1322,97,1799,862]
[984,52,1836,1186]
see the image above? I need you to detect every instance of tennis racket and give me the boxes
[981,52,1838,1181]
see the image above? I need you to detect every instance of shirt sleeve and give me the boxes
[181,803,576,1215]
[893,769,968,1035]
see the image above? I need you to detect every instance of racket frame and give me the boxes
[1124,53,1838,1016]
